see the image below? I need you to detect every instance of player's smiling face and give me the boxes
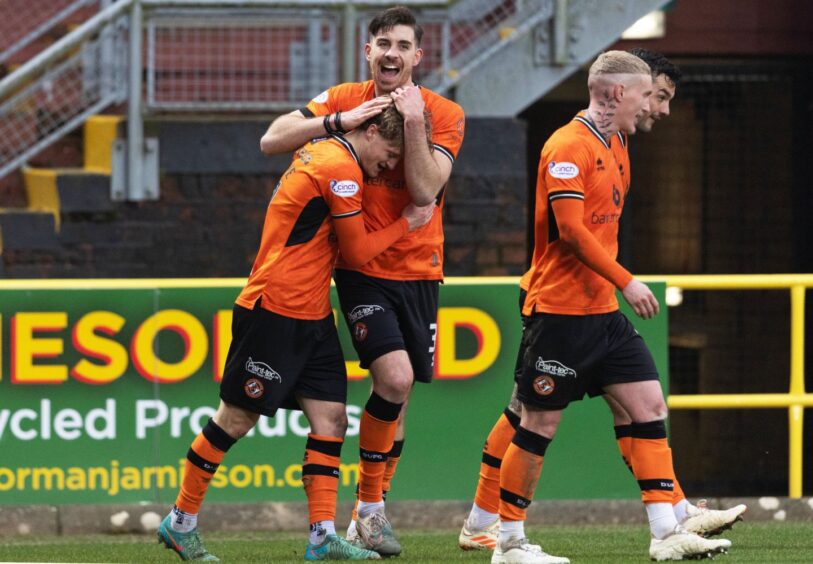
[365,25,423,95]
[637,74,676,132]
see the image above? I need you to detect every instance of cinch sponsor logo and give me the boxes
[246,358,281,382]
[347,305,384,324]
[535,356,577,378]
[548,161,579,179]
[330,179,359,197]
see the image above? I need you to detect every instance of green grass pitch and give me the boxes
[0,522,811,562]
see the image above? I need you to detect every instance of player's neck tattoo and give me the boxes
[587,89,618,139]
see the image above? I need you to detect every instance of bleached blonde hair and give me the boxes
[589,50,651,77]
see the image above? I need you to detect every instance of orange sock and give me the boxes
[351,439,405,523]
[303,434,343,524]
[175,418,236,514]
[630,420,676,504]
[620,423,687,504]
[350,491,360,524]
[614,424,634,474]
[358,392,402,503]
[475,409,520,513]
[382,439,404,499]
[498,426,551,522]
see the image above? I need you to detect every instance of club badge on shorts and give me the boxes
[244,378,264,398]
[353,322,368,342]
[533,375,555,396]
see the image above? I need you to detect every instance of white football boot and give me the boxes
[649,525,731,561]
[459,519,499,550]
[491,537,570,564]
[681,500,747,537]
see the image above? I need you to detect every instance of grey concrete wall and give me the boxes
[0,498,809,537]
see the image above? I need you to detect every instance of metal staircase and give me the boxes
[0,0,670,198]
[436,0,673,116]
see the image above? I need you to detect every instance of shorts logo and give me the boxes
[244,378,264,399]
[353,322,368,342]
[348,304,384,324]
[548,161,579,179]
[535,356,577,378]
[330,179,360,197]
[246,357,282,382]
[533,375,555,396]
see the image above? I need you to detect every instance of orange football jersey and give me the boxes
[303,81,465,280]
[523,115,631,316]
[236,136,365,320]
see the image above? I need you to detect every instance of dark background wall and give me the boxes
[0,118,527,279]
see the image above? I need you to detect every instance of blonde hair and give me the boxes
[589,50,651,78]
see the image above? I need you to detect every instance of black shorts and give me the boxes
[334,269,439,383]
[516,310,659,410]
[219,302,347,417]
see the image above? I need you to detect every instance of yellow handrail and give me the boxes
[640,274,812,498]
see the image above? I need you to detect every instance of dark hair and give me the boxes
[629,47,682,86]
[368,5,424,46]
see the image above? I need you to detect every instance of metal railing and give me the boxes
[2,0,543,195]
[640,274,812,498]
[142,0,544,111]
[0,0,130,181]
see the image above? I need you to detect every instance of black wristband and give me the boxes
[323,114,334,134]
[334,111,345,134]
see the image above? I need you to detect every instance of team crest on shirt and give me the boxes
[348,304,384,323]
[533,375,555,396]
[353,322,368,342]
[246,357,282,382]
[330,179,360,197]
[535,356,577,378]
[296,147,312,164]
[244,378,264,399]
[612,185,621,206]
[548,161,579,179]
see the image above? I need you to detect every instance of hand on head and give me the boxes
[390,86,425,121]
[342,96,394,132]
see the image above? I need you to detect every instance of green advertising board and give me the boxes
[0,278,666,505]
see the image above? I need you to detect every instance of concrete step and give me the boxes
[0,209,58,252]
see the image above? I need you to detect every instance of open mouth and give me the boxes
[380,64,400,78]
